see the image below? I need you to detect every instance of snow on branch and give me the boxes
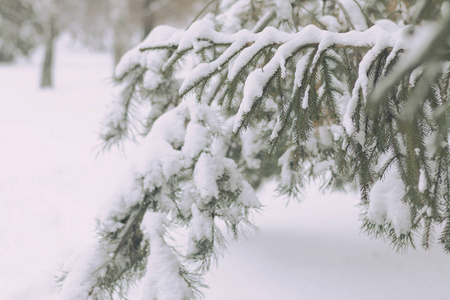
[61,2,450,298]
[138,20,411,135]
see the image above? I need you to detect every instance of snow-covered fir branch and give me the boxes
[59,0,450,299]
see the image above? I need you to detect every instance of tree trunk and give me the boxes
[40,17,57,88]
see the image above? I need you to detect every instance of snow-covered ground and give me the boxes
[1,42,449,300]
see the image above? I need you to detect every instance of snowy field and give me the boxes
[1,42,449,300]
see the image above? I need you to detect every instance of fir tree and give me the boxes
[59,0,450,299]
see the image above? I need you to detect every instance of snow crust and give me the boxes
[142,212,193,300]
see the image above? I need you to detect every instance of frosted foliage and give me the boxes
[241,69,270,107]
[183,123,210,160]
[134,98,223,194]
[194,153,221,200]
[181,29,255,94]
[222,158,247,193]
[193,150,260,206]
[237,181,260,208]
[58,246,110,300]
[115,25,179,83]
[60,85,266,297]
[183,101,221,165]
[104,176,146,221]
[228,27,291,82]
[142,213,193,300]
[223,206,243,224]
[187,204,214,256]
[210,119,234,157]
[368,166,411,236]
[293,50,312,91]
[188,101,221,133]
[343,26,398,134]
[59,179,146,300]
[230,24,407,132]
[134,105,187,190]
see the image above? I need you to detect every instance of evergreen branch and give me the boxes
[370,15,450,105]
[251,9,277,33]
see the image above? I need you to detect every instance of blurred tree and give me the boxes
[1,0,205,86]
[32,0,82,88]
[0,0,83,87]
[0,0,38,62]
[39,13,57,88]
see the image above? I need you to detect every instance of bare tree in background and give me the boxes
[40,14,57,88]
[0,0,38,62]
[1,0,205,87]
[34,0,82,88]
